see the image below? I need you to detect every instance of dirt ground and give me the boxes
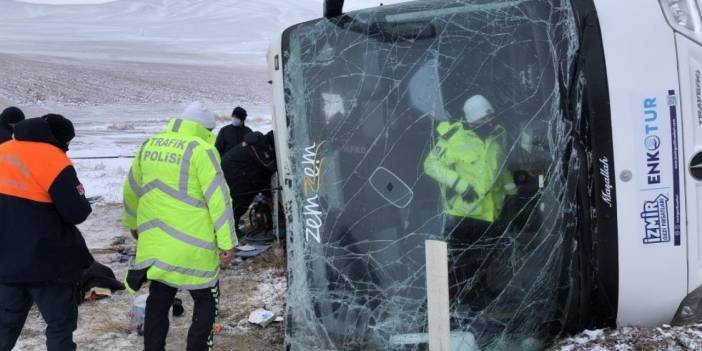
[13,205,288,351]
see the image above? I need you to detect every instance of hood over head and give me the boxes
[13,115,75,151]
[244,131,265,146]
[0,107,26,132]
[232,106,247,121]
[181,101,216,130]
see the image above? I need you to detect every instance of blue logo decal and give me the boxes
[643,98,662,185]
[645,135,660,151]
[641,194,670,245]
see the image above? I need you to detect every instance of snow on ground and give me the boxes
[554,325,702,351]
[14,238,288,351]
[0,0,290,348]
[1,54,279,349]
[0,50,272,203]
[3,0,698,349]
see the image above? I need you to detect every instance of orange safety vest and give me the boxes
[0,140,72,203]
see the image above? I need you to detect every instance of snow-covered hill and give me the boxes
[1,0,314,64]
[1,0,407,65]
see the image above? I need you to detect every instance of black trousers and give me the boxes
[0,283,78,351]
[144,281,219,351]
[446,217,506,311]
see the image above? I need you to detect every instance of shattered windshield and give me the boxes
[281,0,611,350]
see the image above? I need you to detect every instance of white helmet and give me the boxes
[463,95,495,125]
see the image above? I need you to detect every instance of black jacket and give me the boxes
[79,261,125,303]
[222,132,277,198]
[215,124,252,156]
[0,126,11,144]
[0,118,93,284]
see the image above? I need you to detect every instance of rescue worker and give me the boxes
[215,106,252,156]
[0,106,26,144]
[423,94,517,240]
[221,131,276,232]
[0,115,93,351]
[123,101,237,351]
[424,95,518,312]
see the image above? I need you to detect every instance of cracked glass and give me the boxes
[280,0,602,350]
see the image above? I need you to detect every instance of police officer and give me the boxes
[123,101,237,351]
[0,115,93,351]
[424,95,517,240]
[215,106,252,156]
[0,107,26,144]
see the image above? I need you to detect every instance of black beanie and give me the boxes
[232,106,247,120]
[244,131,263,145]
[43,114,75,147]
[0,107,26,126]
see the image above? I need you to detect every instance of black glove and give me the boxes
[448,178,478,202]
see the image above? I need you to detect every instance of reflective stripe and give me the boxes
[172,119,183,133]
[138,219,217,250]
[204,177,229,203]
[223,186,236,243]
[204,180,220,203]
[205,174,237,243]
[228,220,238,244]
[206,149,223,174]
[125,204,137,218]
[133,258,218,278]
[210,283,220,349]
[204,151,236,244]
[137,140,149,161]
[216,177,232,207]
[204,149,234,234]
[208,176,237,243]
[130,144,207,209]
[130,140,150,194]
[129,170,143,196]
[180,141,199,191]
[142,180,207,209]
[214,208,233,230]
[222,185,232,207]
[204,150,230,205]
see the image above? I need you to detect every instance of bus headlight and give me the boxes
[660,0,702,40]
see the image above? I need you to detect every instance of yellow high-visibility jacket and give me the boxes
[123,118,237,290]
[424,121,516,222]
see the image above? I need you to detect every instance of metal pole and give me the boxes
[426,240,451,351]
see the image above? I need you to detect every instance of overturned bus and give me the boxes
[267,0,701,349]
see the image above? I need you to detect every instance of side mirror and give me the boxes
[324,0,345,18]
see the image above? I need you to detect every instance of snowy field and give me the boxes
[3,0,702,349]
[0,0,299,349]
